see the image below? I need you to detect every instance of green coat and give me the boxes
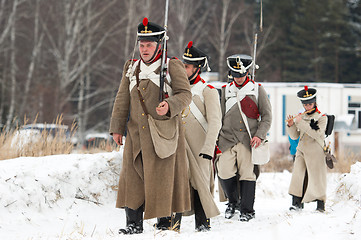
[109,58,192,219]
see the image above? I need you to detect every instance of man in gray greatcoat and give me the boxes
[216,54,272,222]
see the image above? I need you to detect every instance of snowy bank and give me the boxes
[0,151,360,240]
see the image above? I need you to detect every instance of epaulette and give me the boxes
[222,84,227,88]
[131,59,137,62]
[258,83,262,86]
[207,84,215,89]
[170,56,178,60]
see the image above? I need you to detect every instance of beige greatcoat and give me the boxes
[287,111,327,203]
[109,58,192,220]
[183,78,221,218]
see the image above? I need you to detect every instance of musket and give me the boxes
[159,0,169,102]
[285,108,315,122]
[252,0,262,81]
[251,33,258,81]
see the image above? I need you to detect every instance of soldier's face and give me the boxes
[234,75,247,85]
[184,63,198,79]
[139,41,159,62]
[303,102,315,111]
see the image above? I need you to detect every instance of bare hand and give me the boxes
[251,136,262,148]
[113,133,123,145]
[156,101,169,116]
[286,115,294,127]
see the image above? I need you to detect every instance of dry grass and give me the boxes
[0,115,76,160]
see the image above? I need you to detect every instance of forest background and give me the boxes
[0,0,360,145]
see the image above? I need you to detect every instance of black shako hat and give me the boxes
[137,17,165,42]
[227,54,253,78]
[297,86,317,104]
[182,41,211,72]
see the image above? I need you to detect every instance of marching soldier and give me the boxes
[181,41,221,231]
[286,86,327,212]
[109,17,192,234]
[216,54,272,221]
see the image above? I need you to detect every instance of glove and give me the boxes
[199,153,212,160]
[310,119,320,130]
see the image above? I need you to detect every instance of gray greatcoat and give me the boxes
[217,80,272,201]
[109,58,192,220]
[287,111,327,203]
[183,80,222,218]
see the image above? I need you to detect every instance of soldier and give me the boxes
[109,17,192,234]
[286,86,327,212]
[216,54,272,221]
[181,41,221,231]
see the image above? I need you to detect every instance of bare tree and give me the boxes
[5,0,21,129]
[209,0,244,81]
[19,0,44,117]
[167,0,211,56]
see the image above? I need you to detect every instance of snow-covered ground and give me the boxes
[0,149,360,240]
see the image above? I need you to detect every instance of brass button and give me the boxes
[142,113,145,116]
[142,99,145,102]
[239,129,242,131]
[183,121,186,124]
[142,126,145,129]
[239,120,242,123]
[142,87,145,90]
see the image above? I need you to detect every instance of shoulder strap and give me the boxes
[236,93,253,140]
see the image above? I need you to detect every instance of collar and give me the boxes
[234,76,251,88]
[307,106,320,115]
[190,75,204,85]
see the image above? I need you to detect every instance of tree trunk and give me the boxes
[5,0,18,130]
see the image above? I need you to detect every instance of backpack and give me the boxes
[325,115,335,137]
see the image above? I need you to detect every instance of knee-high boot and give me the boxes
[194,190,210,231]
[239,180,256,221]
[219,176,238,219]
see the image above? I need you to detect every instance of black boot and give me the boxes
[171,213,182,232]
[289,195,304,211]
[119,206,144,235]
[155,216,172,230]
[155,213,182,231]
[219,176,238,219]
[194,190,210,232]
[239,181,256,222]
[316,200,325,212]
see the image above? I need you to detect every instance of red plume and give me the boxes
[187,41,193,49]
[143,17,148,26]
[304,85,308,91]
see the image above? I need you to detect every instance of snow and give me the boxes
[0,150,360,240]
